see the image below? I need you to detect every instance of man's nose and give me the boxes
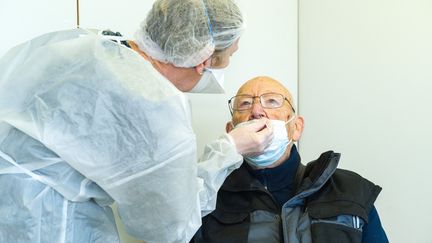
[250,98,266,119]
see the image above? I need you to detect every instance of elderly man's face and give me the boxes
[228,76,304,168]
[231,76,295,126]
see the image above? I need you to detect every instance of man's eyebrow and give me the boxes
[237,90,282,96]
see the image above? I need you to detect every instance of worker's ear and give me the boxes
[226,121,234,133]
[129,40,162,66]
[194,57,212,75]
[129,41,150,59]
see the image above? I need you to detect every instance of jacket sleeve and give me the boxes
[361,206,389,243]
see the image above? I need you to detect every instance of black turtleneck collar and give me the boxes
[247,144,301,206]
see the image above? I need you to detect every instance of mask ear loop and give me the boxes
[286,114,296,124]
[285,114,297,146]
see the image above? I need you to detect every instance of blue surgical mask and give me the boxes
[188,68,225,93]
[239,117,295,168]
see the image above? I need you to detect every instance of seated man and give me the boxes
[193,76,388,243]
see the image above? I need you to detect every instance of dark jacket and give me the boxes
[193,148,384,243]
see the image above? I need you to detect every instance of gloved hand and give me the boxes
[227,118,274,156]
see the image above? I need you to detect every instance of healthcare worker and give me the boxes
[0,0,273,243]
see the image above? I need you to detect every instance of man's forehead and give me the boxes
[236,76,292,98]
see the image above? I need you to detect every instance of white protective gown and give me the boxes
[0,29,242,243]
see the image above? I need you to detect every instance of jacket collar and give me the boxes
[222,147,340,195]
[248,145,300,191]
[222,145,300,192]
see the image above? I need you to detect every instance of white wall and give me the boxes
[0,0,75,57]
[299,0,432,242]
[78,0,154,38]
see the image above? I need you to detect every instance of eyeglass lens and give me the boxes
[231,93,284,110]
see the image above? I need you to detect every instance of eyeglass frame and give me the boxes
[228,92,296,115]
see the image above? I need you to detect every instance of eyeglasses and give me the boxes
[228,92,296,114]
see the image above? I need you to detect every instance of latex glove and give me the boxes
[227,118,274,156]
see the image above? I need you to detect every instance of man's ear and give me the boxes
[226,121,234,133]
[194,58,212,75]
[292,115,304,142]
